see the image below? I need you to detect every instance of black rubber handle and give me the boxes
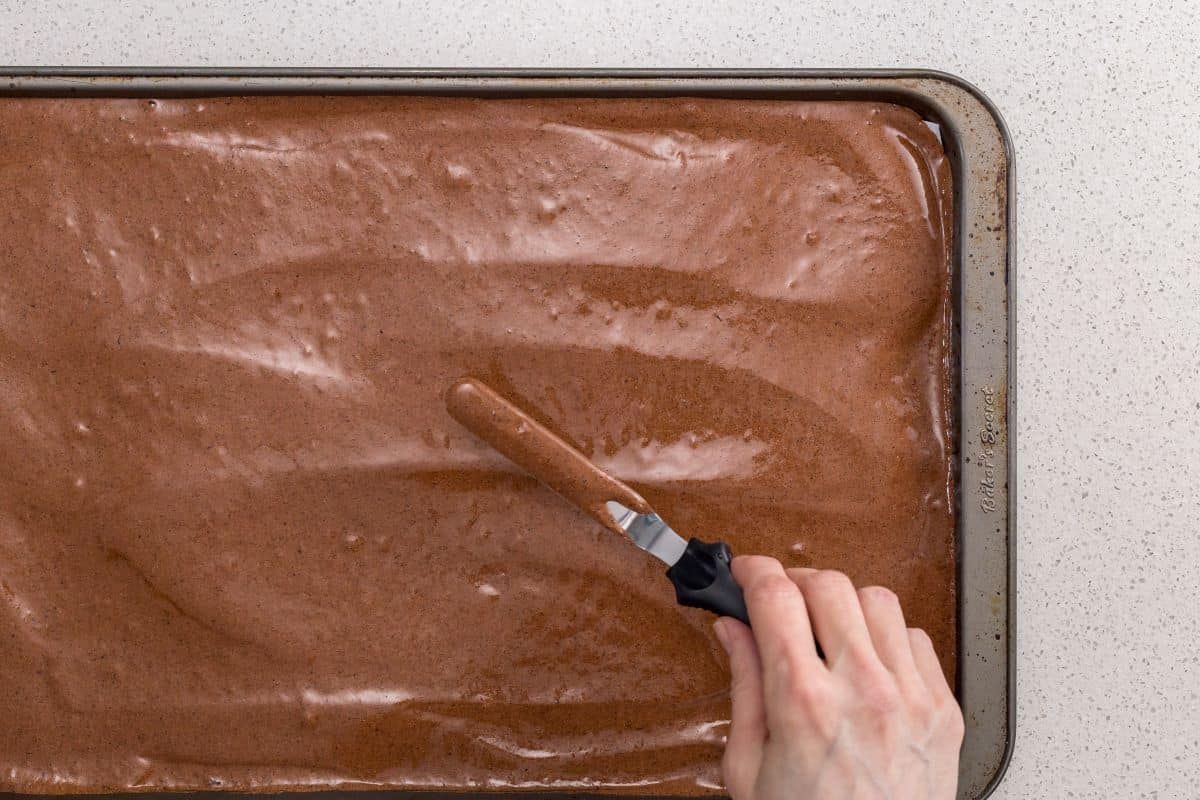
[665,539,825,659]
[665,538,750,626]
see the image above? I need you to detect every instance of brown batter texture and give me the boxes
[0,95,954,794]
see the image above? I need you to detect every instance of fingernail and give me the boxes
[713,619,730,652]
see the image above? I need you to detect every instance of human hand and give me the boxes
[713,557,964,800]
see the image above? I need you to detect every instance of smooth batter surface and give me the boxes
[0,95,954,794]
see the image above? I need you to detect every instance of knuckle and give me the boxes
[746,574,799,605]
[805,569,854,593]
[909,703,936,731]
[908,626,933,646]
[738,554,780,572]
[906,685,940,722]
[920,686,965,739]
[782,672,831,711]
[945,704,967,741]
[861,675,902,715]
[859,585,899,607]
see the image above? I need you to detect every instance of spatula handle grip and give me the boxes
[666,538,750,626]
[668,540,827,660]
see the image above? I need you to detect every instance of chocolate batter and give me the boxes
[0,95,954,794]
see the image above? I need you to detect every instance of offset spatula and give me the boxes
[445,377,751,626]
[605,500,750,625]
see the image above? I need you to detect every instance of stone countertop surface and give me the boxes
[3,1,1198,796]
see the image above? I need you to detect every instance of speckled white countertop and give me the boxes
[3,1,1198,797]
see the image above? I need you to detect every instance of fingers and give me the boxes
[733,557,824,734]
[714,618,765,798]
[785,567,873,666]
[733,556,821,669]
[858,586,922,690]
[908,627,956,702]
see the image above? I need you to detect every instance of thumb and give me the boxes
[715,617,766,799]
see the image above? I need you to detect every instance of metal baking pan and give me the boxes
[0,68,1014,800]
